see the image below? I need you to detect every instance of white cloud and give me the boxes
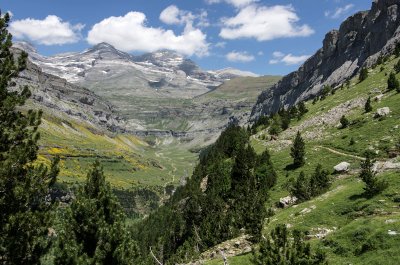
[269,51,310,65]
[257,51,264,56]
[215,41,227,48]
[226,51,254,62]
[206,0,258,8]
[87,12,209,57]
[219,5,314,41]
[325,4,354,19]
[160,5,181,24]
[160,5,209,27]
[272,51,285,58]
[9,15,84,45]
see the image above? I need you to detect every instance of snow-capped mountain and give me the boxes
[14,42,262,132]
[14,42,259,97]
[14,42,224,99]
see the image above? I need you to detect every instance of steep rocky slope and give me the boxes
[15,42,271,134]
[251,0,400,120]
[11,48,125,131]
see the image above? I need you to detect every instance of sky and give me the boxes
[2,0,372,76]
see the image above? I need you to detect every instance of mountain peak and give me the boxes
[13,41,38,54]
[90,42,118,52]
[213,68,259,79]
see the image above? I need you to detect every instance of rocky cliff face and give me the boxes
[11,48,125,131]
[251,0,400,120]
[15,42,263,134]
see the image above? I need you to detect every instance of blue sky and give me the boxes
[2,0,372,75]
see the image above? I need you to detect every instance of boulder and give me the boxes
[279,196,298,208]
[334,162,350,173]
[374,94,384,101]
[375,107,390,117]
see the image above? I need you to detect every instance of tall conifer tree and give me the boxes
[0,11,59,264]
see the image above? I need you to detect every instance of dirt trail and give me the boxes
[316,146,365,160]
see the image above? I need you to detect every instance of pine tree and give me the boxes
[0,11,60,264]
[290,171,310,202]
[364,96,373,113]
[359,153,388,198]
[309,164,330,197]
[394,60,400,73]
[297,101,308,119]
[395,42,400,57]
[269,114,282,136]
[387,72,400,91]
[290,131,305,168]
[54,162,139,264]
[340,115,349,129]
[359,68,368,82]
[252,224,327,265]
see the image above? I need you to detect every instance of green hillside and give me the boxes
[35,112,197,189]
[203,55,400,264]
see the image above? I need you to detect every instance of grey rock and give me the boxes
[251,0,400,121]
[375,107,391,117]
[279,196,298,208]
[334,162,351,172]
[10,48,126,132]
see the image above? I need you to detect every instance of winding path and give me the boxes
[315,146,365,161]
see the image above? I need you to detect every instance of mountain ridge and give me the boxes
[251,0,400,121]
[15,41,268,134]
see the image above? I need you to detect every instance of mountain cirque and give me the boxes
[14,42,277,138]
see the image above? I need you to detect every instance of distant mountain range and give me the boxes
[14,42,265,133]
[14,42,258,99]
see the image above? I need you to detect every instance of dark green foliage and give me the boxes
[350,137,356,146]
[359,153,388,198]
[290,172,310,202]
[54,162,139,264]
[364,97,373,113]
[359,68,368,82]
[297,101,308,119]
[387,72,400,91]
[269,114,282,136]
[309,164,331,197]
[252,224,327,265]
[290,131,305,168]
[320,85,332,100]
[133,125,277,263]
[394,60,400,73]
[395,42,400,57]
[340,115,349,129]
[279,108,291,131]
[253,104,308,136]
[0,11,60,264]
[375,56,383,67]
[290,165,331,203]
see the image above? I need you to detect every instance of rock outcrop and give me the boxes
[375,107,391,117]
[251,0,400,120]
[334,162,351,173]
[11,48,125,131]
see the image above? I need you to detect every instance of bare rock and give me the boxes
[279,196,298,208]
[334,162,350,172]
[375,107,391,117]
[251,0,400,120]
